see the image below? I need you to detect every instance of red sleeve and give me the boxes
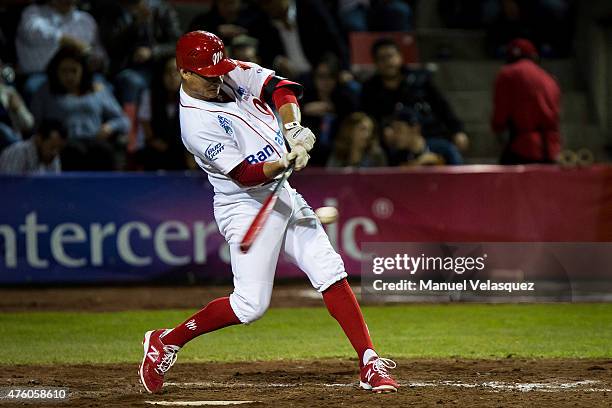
[228,160,269,186]
[272,86,298,110]
[261,76,302,108]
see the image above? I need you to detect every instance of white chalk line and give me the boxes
[166,379,611,393]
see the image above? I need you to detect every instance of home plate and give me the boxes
[146,401,257,406]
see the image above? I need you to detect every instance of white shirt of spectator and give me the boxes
[0,139,61,174]
[16,4,103,74]
[271,0,312,75]
[179,61,288,196]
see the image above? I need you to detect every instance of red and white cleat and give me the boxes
[139,329,180,393]
[359,357,399,393]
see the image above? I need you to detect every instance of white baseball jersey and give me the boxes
[179,61,288,196]
[178,60,347,324]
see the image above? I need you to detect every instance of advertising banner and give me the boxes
[1,165,611,284]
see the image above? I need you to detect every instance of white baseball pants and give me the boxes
[213,185,347,323]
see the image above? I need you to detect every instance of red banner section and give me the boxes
[290,165,612,277]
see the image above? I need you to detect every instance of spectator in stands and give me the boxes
[0,61,34,150]
[337,0,413,32]
[15,0,107,99]
[383,107,463,166]
[228,35,261,64]
[0,119,67,174]
[135,57,186,170]
[30,46,129,170]
[491,38,561,164]
[250,0,349,79]
[97,0,181,152]
[188,0,256,44]
[301,54,360,166]
[327,112,387,167]
[362,38,469,152]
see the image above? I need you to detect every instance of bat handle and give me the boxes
[272,161,295,194]
[283,160,296,177]
[239,161,296,253]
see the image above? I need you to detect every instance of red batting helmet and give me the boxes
[176,31,237,77]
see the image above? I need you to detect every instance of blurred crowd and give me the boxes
[0,0,572,173]
[439,0,575,58]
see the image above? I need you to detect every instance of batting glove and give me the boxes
[280,145,309,171]
[283,122,316,152]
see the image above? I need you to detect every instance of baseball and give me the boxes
[315,206,339,224]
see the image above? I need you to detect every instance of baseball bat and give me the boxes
[239,162,296,253]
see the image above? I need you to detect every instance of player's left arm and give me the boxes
[261,75,316,152]
[228,61,316,151]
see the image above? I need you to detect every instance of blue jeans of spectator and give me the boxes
[427,137,463,165]
[114,68,151,104]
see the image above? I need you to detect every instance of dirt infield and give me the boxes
[2,359,611,407]
[0,285,323,312]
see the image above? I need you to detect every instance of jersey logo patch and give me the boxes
[236,86,250,101]
[246,144,275,164]
[205,142,224,161]
[217,115,234,136]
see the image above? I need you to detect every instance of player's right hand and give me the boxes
[280,145,309,171]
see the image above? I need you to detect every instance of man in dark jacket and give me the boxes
[491,38,561,164]
[249,0,349,79]
[362,38,469,151]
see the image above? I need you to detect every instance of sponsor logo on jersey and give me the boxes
[236,86,250,101]
[205,142,224,161]
[217,115,234,136]
[274,131,285,148]
[246,144,275,164]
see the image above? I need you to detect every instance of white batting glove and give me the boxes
[283,122,316,152]
[280,145,309,171]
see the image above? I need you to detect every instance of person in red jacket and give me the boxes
[491,38,561,164]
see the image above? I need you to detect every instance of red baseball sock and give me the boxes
[322,279,375,365]
[161,297,241,347]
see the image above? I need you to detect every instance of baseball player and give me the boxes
[139,31,399,394]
